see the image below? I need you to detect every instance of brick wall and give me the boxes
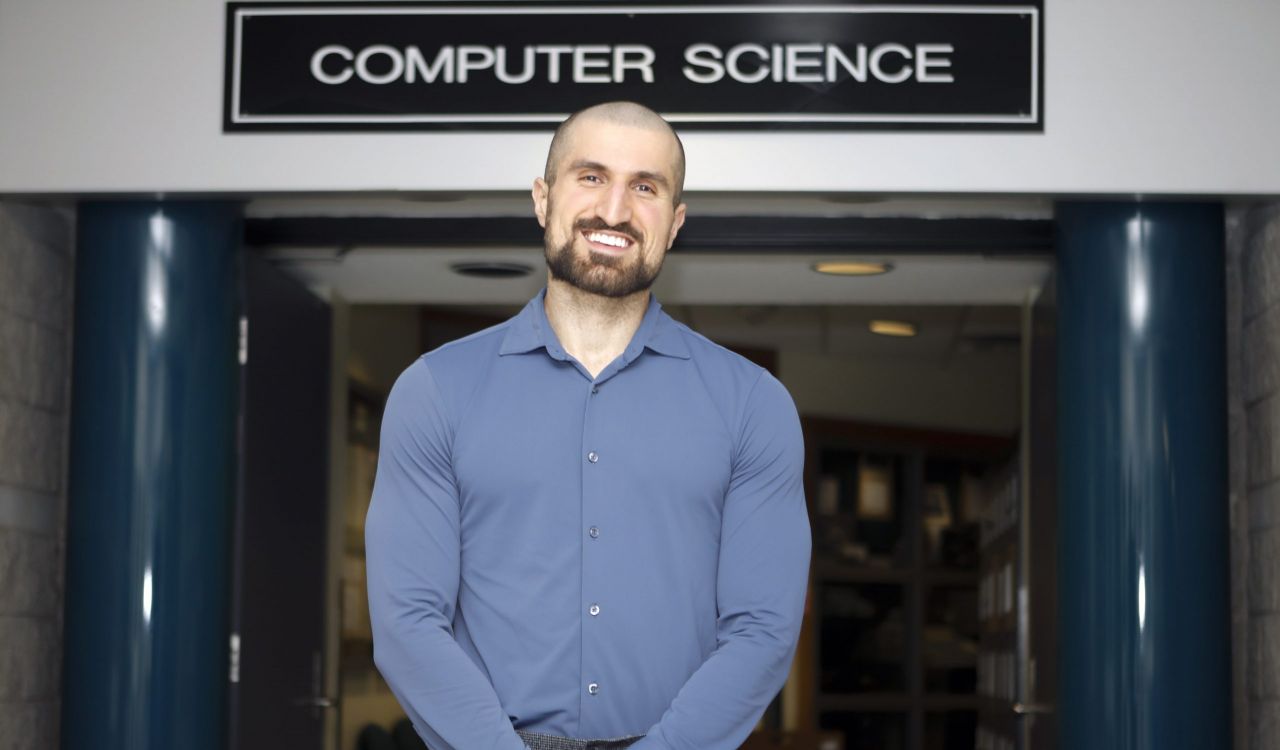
[0,201,74,750]
[1230,203,1280,750]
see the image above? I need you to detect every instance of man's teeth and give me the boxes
[586,232,630,248]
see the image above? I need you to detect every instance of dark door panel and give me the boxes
[229,252,333,750]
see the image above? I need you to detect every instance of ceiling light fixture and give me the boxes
[812,261,893,276]
[450,261,534,279]
[869,320,917,337]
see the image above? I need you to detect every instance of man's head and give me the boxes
[533,101,687,299]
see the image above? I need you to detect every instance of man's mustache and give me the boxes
[574,217,644,246]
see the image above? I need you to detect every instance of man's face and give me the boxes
[533,119,687,298]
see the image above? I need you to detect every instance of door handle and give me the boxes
[1013,702,1053,715]
[294,650,337,718]
[293,694,339,719]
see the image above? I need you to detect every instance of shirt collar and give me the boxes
[499,288,691,361]
[641,302,692,360]
[497,289,554,357]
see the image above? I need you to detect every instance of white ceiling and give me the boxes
[256,192,1053,307]
[270,245,1050,307]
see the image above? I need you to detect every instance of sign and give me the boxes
[224,3,1043,131]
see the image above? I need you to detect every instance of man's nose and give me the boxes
[594,182,632,227]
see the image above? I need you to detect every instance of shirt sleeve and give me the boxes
[364,359,528,750]
[632,371,812,750]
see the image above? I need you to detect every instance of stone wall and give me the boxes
[0,201,74,750]
[1229,203,1280,750]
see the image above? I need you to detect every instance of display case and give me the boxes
[801,417,1012,750]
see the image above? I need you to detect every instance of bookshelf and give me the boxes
[799,417,1014,750]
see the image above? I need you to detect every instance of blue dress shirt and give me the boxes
[365,289,811,750]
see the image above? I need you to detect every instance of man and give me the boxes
[365,101,811,750]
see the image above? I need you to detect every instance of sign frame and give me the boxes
[224,2,1044,132]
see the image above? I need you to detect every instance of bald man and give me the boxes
[366,102,811,750]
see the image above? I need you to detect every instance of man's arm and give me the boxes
[364,359,527,750]
[633,372,812,750]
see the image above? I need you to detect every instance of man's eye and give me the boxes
[581,174,602,183]
[635,184,655,193]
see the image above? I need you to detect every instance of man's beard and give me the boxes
[544,217,664,298]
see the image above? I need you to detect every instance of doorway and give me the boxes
[246,192,1056,750]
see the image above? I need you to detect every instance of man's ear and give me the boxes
[532,178,549,228]
[666,202,688,248]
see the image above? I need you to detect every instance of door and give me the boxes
[1021,277,1057,749]
[229,251,334,750]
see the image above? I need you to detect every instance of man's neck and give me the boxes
[543,279,650,378]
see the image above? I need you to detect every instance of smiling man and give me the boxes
[365,101,811,750]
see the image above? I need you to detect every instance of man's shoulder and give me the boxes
[659,312,798,419]
[660,315,800,457]
[421,318,513,369]
[386,317,515,428]
[394,318,513,399]
[663,313,771,385]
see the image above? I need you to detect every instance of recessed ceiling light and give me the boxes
[450,261,534,279]
[869,320,917,337]
[812,261,893,276]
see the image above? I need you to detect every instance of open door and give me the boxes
[976,278,1056,750]
[1021,277,1057,749]
[229,251,334,750]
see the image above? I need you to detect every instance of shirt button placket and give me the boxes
[581,381,605,724]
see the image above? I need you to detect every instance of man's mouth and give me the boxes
[581,229,636,252]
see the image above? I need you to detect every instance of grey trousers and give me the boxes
[517,729,644,750]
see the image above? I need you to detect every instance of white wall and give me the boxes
[2,0,1278,196]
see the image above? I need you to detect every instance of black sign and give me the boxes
[224,2,1042,131]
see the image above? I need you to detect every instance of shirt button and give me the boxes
[587,451,599,463]
[588,526,600,539]
[587,682,600,695]
[591,385,599,394]
[589,604,601,616]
